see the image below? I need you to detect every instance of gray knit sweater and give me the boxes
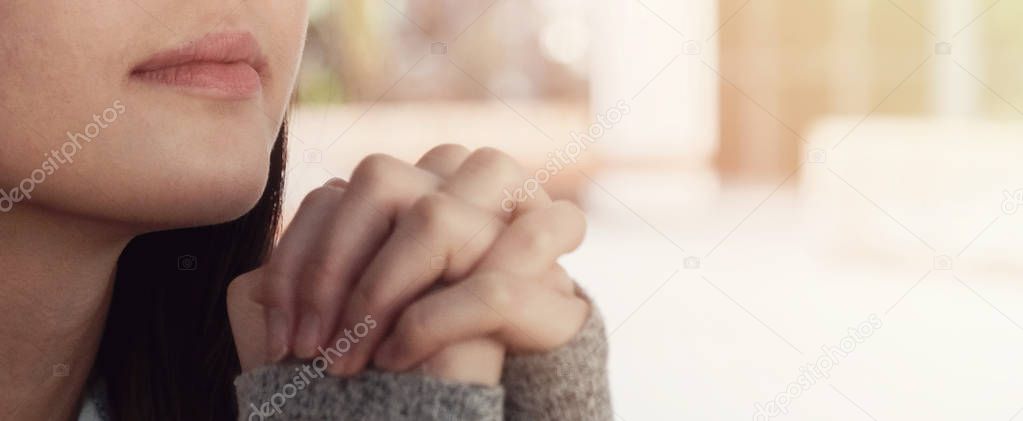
[79,304,611,421]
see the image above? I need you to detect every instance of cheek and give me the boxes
[257,3,309,116]
[1,65,277,227]
[50,104,278,227]
[1,2,297,227]
[0,5,126,191]
[1,58,276,226]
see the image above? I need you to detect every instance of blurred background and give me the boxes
[286,1,1023,419]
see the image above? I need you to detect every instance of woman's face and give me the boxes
[0,1,308,228]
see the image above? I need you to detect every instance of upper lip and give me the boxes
[132,31,268,76]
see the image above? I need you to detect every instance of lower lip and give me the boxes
[132,62,262,100]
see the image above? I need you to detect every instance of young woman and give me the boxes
[0,1,610,420]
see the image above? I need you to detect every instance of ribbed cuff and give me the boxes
[235,365,504,420]
[502,291,613,421]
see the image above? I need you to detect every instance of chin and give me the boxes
[131,152,275,230]
[21,134,277,233]
[107,113,280,230]
[160,170,271,228]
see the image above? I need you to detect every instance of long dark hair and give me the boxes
[97,123,288,420]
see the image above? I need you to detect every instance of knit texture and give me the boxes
[235,367,504,420]
[502,304,612,421]
[233,302,611,421]
[76,295,610,420]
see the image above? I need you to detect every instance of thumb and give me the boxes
[227,267,269,372]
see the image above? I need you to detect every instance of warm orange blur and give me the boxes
[288,2,1023,419]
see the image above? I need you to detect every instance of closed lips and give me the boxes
[131,32,268,100]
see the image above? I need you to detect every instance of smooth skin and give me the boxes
[228,146,591,385]
[1,2,308,419]
[1,1,590,419]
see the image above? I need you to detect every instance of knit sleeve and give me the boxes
[501,293,613,421]
[234,365,503,420]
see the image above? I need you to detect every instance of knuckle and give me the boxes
[299,186,342,208]
[296,261,338,307]
[352,154,438,208]
[553,200,588,240]
[357,282,393,313]
[352,154,402,191]
[398,306,432,344]
[475,274,515,311]
[425,144,470,160]
[554,200,586,223]
[468,147,524,181]
[302,259,339,285]
[512,225,556,255]
[406,193,457,236]
[260,266,292,307]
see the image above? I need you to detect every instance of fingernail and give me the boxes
[324,178,348,189]
[267,309,290,362]
[294,314,320,358]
